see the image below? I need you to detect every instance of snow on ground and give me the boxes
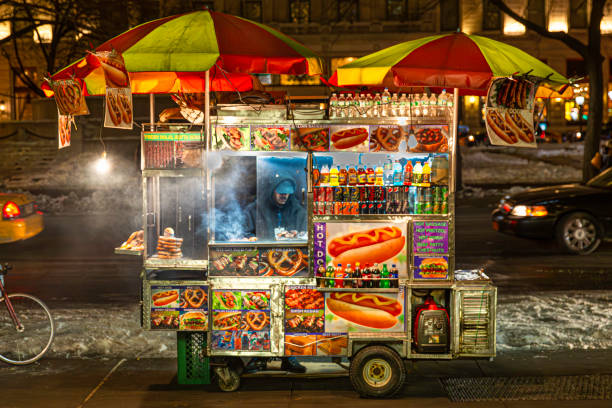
[41,291,611,359]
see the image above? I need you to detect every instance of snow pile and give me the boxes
[496,291,612,351]
[39,291,611,359]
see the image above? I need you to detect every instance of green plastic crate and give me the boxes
[177,331,210,385]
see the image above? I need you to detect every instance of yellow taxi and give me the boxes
[0,193,44,243]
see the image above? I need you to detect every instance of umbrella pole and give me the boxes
[149,94,155,130]
[205,69,210,148]
[451,88,459,194]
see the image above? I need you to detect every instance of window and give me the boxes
[440,0,459,31]
[482,0,501,31]
[290,0,310,23]
[241,0,262,22]
[387,0,434,22]
[566,59,586,78]
[527,0,545,27]
[387,0,405,20]
[569,0,588,29]
[337,0,359,22]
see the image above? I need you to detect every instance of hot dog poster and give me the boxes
[212,289,271,351]
[329,125,369,152]
[149,285,208,331]
[485,77,537,148]
[58,113,72,149]
[324,290,406,333]
[313,222,408,278]
[104,87,133,129]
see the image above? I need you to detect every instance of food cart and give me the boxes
[123,95,497,398]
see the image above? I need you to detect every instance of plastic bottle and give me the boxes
[393,160,403,186]
[348,166,358,185]
[338,94,346,118]
[346,93,354,118]
[438,90,447,116]
[326,264,335,288]
[366,94,374,117]
[344,263,353,288]
[391,93,399,117]
[329,93,338,118]
[312,164,320,187]
[399,93,408,117]
[317,265,326,287]
[320,164,330,186]
[339,166,348,185]
[375,163,384,186]
[421,93,429,117]
[422,160,432,185]
[383,157,393,186]
[335,264,344,288]
[362,264,371,288]
[372,263,381,288]
[381,88,391,117]
[404,161,413,185]
[329,165,339,186]
[357,165,367,185]
[354,262,363,288]
[412,94,421,117]
[413,161,423,185]
[390,264,399,288]
[358,93,366,118]
[446,90,454,113]
[373,93,382,117]
[366,165,375,185]
[429,93,438,117]
[380,264,390,288]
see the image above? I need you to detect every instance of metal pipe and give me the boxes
[149,93,155,131]
[205,70,210,150]
[451,88,459,194]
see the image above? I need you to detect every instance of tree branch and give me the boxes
[489,0,589,57]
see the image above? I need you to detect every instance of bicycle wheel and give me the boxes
[0,294,55,365]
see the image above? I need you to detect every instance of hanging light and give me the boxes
[95,151,111,174]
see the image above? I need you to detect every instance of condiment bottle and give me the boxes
[348,166,358,185]
[375,164,384,186]
[329,166,339,186]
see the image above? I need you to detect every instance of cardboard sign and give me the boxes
[413,221,448,254]
[47,78,88,116]
[485,77,537,148]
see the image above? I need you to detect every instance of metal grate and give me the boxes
[441,375,612,401]
[459,291,490,353]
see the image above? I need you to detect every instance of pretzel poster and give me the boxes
[485,77,537,148]
[58,113,72,149]
[149,285,208,331]
[47,78,89,116]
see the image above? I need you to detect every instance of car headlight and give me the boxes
[510,205,548,217]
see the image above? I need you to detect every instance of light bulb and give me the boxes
[95,152,111,174]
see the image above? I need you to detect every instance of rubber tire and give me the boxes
[349,345,406,398]
[216,367,241,392]
[555,212,602,255]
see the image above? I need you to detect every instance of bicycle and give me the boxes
[0,263,55,365]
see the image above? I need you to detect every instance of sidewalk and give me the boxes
[1,350,610,408]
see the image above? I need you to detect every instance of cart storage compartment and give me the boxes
[455,288,496,357]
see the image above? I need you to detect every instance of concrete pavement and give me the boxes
[1,350,610,408]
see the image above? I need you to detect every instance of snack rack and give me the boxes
[129,103,497,397]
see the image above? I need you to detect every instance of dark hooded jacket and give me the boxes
[245,176,306,240]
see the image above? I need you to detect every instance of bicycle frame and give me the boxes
[0,276,24,333]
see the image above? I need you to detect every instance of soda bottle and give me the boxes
[391,93,399,117]
[393,160,403,186]
[344,263,353,288]
[399,93,408,117]
[380,264,390,288]
[357,166,367,185]
[317,265,326,287]
[372,263,381,288]
[366,165,375,185]
[338,94,346,118]
[413,161,423,185]
[381,88,391,117]
[326,264,335,288]
[363,264,371,288]
[348,166,358,185]
[321,164,330,186]
[422,161,432,185]
[375,164,384,186]
[373,93,382,117]
[329,165,339,186]
[354,262,363,288]
[335,264,344,288]
[339,166,348,185]
[404,161,413,185]
[390,264,399,288]
[329,93,338,118]
[346,93,354,118]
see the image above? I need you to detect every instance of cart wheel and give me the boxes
[215,366,241,392]
[349,345,406,398]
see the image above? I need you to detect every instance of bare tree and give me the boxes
[489,0,607,182]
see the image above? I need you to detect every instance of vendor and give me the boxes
[245,175,306,240]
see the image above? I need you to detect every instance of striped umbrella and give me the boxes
[329,32,567,91]
[43,9,322,96]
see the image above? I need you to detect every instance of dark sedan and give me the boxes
[492,167,612,255]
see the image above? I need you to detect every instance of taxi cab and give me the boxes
[0,193,44,243]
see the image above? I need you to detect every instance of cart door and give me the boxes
[453,287,496,357]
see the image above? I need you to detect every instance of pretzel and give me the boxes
[184,288,206,308]
[246,311,268,331]
[267,249,305,276]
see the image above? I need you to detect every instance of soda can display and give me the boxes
[334,201,342,215]
[367,201,375,214]
[313,187,321,203]
[333,186,344,202]
[360,201,369,215]
[351,201,359,215]
[433,201,441,214]
[350,186,359,202]
[424,187,433,214]
[368,186,376,201]
[358,186,368,202]
[325,187,334,202]
[325,202,333,215]
[317,201,326,215]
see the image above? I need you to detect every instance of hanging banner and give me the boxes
[58,112,72,149]
[87,50,133,129]
[47,78,89,116]
[484,77,537,148]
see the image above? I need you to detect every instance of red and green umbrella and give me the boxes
[329,32,566,91]
[43,9,322,96]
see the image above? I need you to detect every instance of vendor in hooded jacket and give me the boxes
[245,175,306,240]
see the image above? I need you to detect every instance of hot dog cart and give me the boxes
[126,97,497,398]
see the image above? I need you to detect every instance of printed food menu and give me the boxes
[284,286,348,356]
[211,290,271,351]
[150,285,208,331]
